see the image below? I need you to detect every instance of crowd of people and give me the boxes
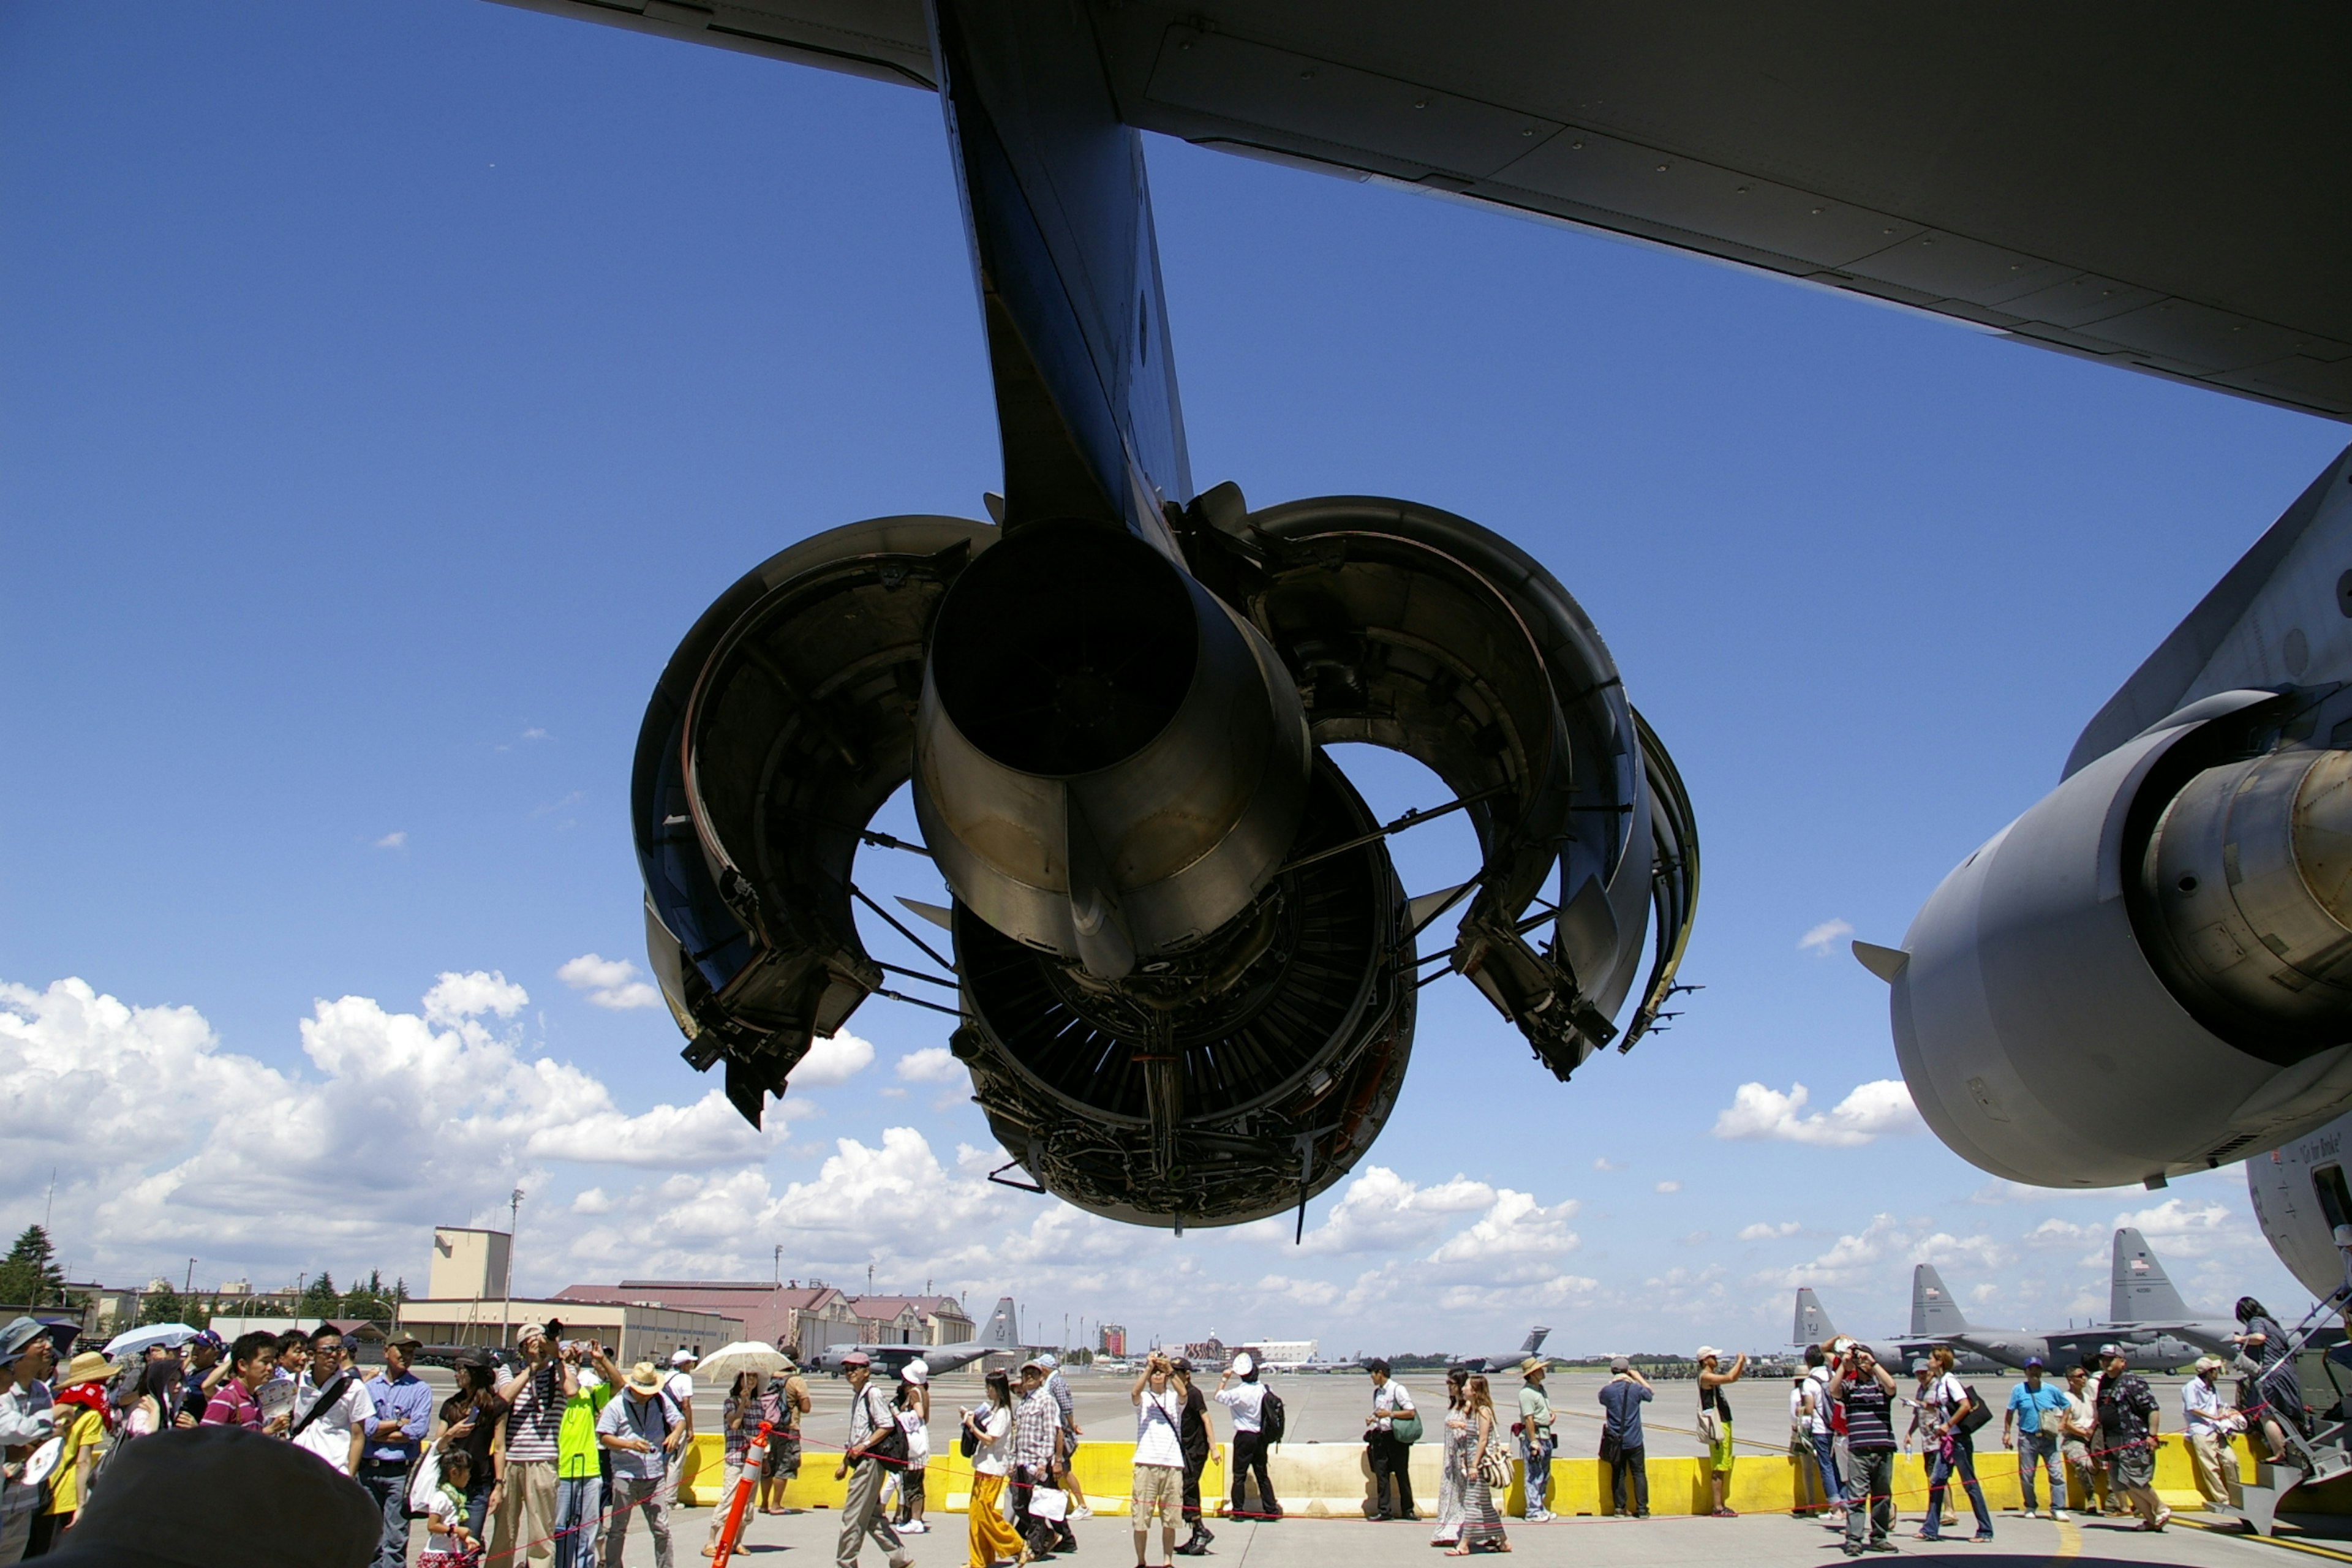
[0,1291,2317,1567]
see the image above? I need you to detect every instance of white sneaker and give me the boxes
[900,1522,928,1534]
[2048,1510,2066,1521]
[1071,1507,1093,1521]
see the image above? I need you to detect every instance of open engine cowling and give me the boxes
[633,494,1698,1229]
[1887,688,2352,1188]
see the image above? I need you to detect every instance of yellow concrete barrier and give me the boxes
[670,1432,2262,1518]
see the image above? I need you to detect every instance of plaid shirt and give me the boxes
[1014,1387,1060,1469]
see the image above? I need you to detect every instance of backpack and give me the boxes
[1259,1390,1286,1446]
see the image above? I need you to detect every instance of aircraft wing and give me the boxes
[492,0,2351,423]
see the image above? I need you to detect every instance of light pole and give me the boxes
[184,1259,195,1296]
[774,1245,782,1285]
[500,1188,524,1348]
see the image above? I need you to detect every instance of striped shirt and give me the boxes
[1838,1374,1896,1452]
[503,1366,564,1464]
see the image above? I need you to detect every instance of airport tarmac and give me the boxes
[586,1494,2335,1568]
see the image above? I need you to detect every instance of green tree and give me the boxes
[340,1270,398,1322]
[137,1284,185,1326]
[299,1272,341,1316]
[0,1227,65,1308]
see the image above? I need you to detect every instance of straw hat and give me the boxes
[59,1351,115,1389]
[625,1362,665,1395]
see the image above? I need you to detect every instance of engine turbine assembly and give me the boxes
[633,490,1697,1229]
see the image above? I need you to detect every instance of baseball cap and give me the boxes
[671,1348,696,1366]
[2195,1354,2225,1373]
[1909,1357,1931,1374]
[386,1332,423,1352]
[1608,1356,1630,1374]
[1170,1357,1193,1374]
[1231,1351,1255,1376]
[2098,1343,2122,1357]
[1038,1352,1058,1369]
[1694,1346,1719,1362]
[2023,1356,2044,1369]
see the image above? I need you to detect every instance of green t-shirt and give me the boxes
[558,1376,614,1479]
[1518,1384,1553,1437]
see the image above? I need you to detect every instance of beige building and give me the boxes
[396,1295,741,1368]
[428,1227,513,1301]
[846,1294,976,1346]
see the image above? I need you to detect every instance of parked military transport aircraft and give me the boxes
[1910,1261,2187,1374]
[804,1292,1028,1377]
[1792,1284,1997,1375]
[1453,1326,1552,1376]
[486,0,2344,1234]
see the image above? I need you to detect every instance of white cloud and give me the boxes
[1738,1221,1801,1242]
[373,832,406,850]
[895,1047,963,1085]
[1294,1167,1495,1256]
[1798,918,1854,956]
[422,970,529,1026]
[1754,1213,1908,1288]
[0,974,782,1278]
[556,954,662,1012]
[1655,1180,1681,1194]
[1425,1190,1582,1267]
[788,1031,875,1087]
[1593,1158,1623,1172]
[1711,1079,1921,1147]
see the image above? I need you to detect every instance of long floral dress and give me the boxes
[1430,1405,1467,1544]
[1457,1409,1507,1551]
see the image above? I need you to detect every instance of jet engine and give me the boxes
[633,490,1697,1229]
[1877,687,2352,1189]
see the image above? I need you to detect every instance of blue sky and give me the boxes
[3,0,2345,1355]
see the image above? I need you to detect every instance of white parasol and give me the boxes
[692,1341,793,1384]
[102,1323,198,1359]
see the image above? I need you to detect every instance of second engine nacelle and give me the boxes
[1880,688,2352,1188]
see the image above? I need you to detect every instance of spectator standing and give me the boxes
[0,1319,57,1564]
[1010,1359,1069,1557]
[200,1333,284,1434]
[424,1450,484,1567]
[1214,1353,1277,1522]
[1901,1359,1956,1528]
[832,1352,915,1568]
[1596,1359,1651,1519]
[891,1362,931,1535]
[1914,1346,1991,1542]
[1365,1359,1418,1523]
[706,1370,767,1555]
[2056,1363,2099,1513]
[554,1340,618,1568]
[1430,1366,1470,1545]
[665,1351,701,1457]
[963,1370,1022,1568]
[29,1351,112,1553]
[1800,1345,1843,1523]
[123,1360,177,1440]
[360,1333,435,1568]
[173,1332,224,1428]
[1447,1374,1505,1556]
[2000,1357,2067,1521]
[1791,1374,1830,1517]
[1832,1346,1900,1557]
[2182,1355,2243,1513]
[2094,1348,2167,1531]
[1695,1347,1745,1517]
[598,1362,686,1568]
[291,1327,375,1479]
[434,1360,508,1541]
[1514,1360,1550,1524]
[1042,1354,1089,1521]
[494,1323,574,1567]
[756,1354,811,1515]
[1131,1354,1187,1567]
[1169,1357,1213,1556]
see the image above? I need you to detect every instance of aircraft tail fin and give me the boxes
[2111,1228,2193,1323]
[1520,1326,1551,1357]
[1912,1264,1971,1336]
[1795,1288,1837,1347]
[978,1297,1021,1350]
